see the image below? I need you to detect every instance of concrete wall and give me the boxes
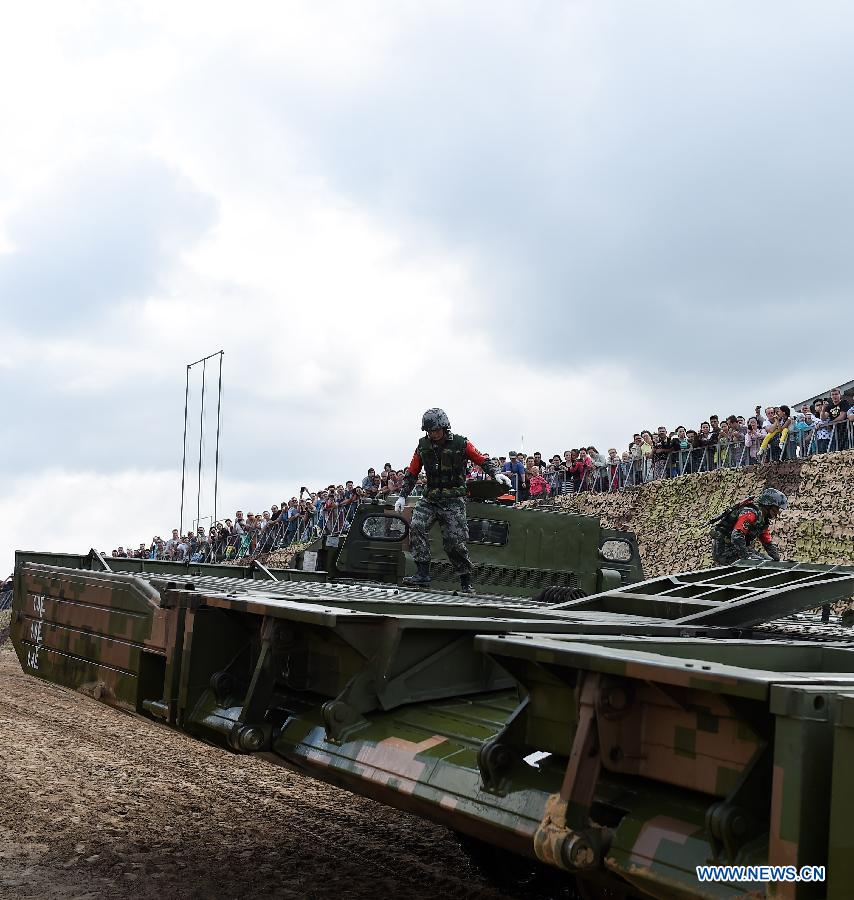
[531,450,854,578]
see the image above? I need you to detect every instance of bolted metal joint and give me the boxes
[534,795,609,873]
[705,801,754,862]
[321,699,368,744]
[236,726,265,752]
[477,738,516,793]
[560,831,600,870]
[228,723,270,754]
[596,676,634,720]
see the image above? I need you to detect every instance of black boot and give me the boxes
[459,573,475,594]
[402,562,431,587]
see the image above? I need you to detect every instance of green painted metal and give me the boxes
[11,563,165,713]
[828,692,854,898]
[423,499,643,596]
[290,499,644,597]
[10,519,854,898]
[550,559,854,626]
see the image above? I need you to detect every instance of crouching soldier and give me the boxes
[394,408,511,593]
[710,488,787,564]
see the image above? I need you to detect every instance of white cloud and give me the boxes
[0,1,852,565]
[0,465,308,574]
[0,468,174,574]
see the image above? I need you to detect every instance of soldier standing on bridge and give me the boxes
[710,488,788,564]
[394,408,512,593]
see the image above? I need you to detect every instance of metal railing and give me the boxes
[535,421,853,496]
[132,482,426,565]
[182,497,366,563]
[116,420,853,555]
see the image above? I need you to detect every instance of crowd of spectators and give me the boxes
[107,387,853,561]
[108,463,430,562]
[470,388,854,499]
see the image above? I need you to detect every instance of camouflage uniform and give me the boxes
[711,498,781,564]
[409,496,471,575]
[399,422,498,586]
[712,529,755,565]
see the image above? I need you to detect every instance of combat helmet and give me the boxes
[757,488,788,510]
[421,408,450,432]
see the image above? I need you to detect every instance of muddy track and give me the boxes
[0,642,566,899]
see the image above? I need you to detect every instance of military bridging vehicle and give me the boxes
[9,490,854,898]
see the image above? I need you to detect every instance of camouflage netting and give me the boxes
[265,543,309,568]
[524,450,854,578]
[219,542,308,569]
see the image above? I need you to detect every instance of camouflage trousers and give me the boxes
[711,532,758,565]
[711,535,742,565]
[409,497,471,575]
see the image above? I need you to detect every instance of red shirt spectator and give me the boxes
[528,470,548,497]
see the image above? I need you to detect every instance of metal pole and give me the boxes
[181,350,223,537]
[179,365,190,535]
[187,350,224,367]
[196,358,207,533]
[213,351,223,528]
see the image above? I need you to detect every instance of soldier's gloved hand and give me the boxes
[494,473,512,488]
[394,496,406,514]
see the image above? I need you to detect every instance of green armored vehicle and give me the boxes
[292,490,643,597]
[9,497,854,898]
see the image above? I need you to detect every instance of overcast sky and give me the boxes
[1,1,852,570]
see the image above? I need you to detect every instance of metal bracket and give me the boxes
[322,698,369,744]
[207,617,279,753]
[250,561,278,581]
[477,695,530,794]
[533,673,610,872]
[237,617,278,733]
[89,549,112,572]
[706,802,754,864]
[705,743,771,862]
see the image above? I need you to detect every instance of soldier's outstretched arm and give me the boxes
[395,450,422,513]
[464,440,510,484]
[399,471,417,499]
[399,449,423,499]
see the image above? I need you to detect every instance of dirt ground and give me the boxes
[0,635,541,900]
